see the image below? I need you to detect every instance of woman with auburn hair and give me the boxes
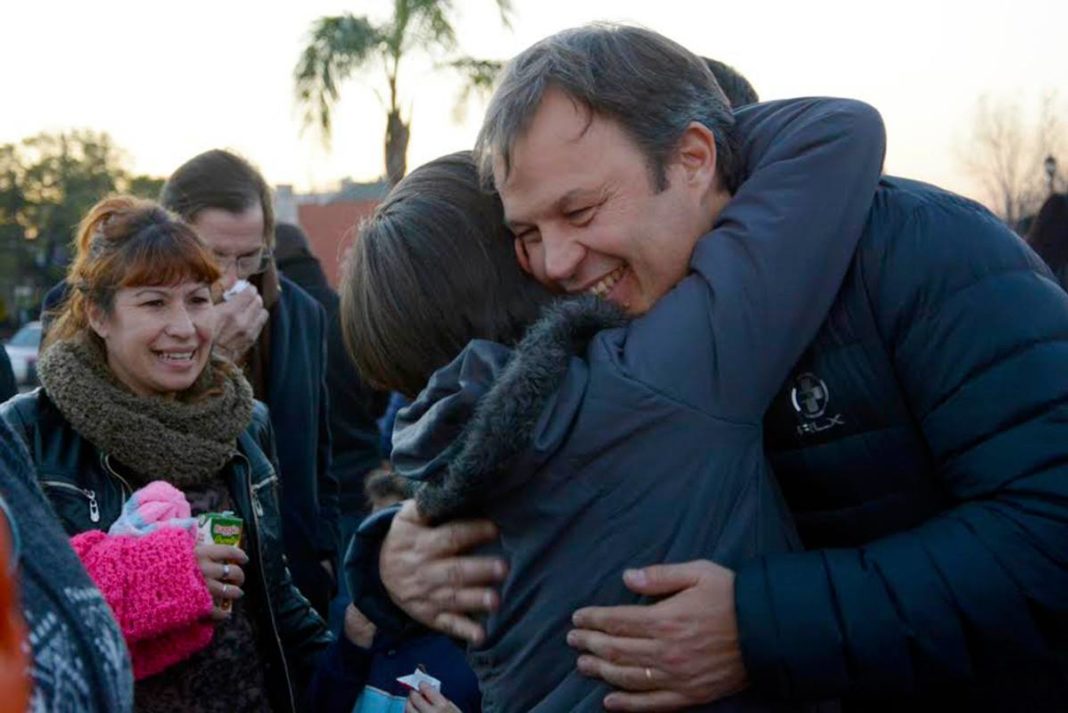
[2,196,330,713]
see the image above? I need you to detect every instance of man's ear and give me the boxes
[514,238,533,275]
[86,303,110,340]
[674,121,718,189]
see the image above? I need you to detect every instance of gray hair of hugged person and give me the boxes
[340,151,552,398]
[475,23,742,193]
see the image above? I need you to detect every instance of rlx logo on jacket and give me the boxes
[790,372,846,436]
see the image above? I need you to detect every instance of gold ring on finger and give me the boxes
[222,583,230,597]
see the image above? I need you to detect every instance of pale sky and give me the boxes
[2,0,1065,207]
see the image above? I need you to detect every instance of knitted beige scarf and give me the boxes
[37,338,255,488]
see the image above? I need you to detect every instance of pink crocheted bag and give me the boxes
[71,527,214,679]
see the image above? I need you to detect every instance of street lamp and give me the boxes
[1045,155,1058,195]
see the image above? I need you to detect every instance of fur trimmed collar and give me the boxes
[410,296,626,523]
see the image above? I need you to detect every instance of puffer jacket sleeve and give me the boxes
[735,190,1068,701]
[345,504,420,636]
[621,98,886,420]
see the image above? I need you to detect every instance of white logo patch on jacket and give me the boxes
[790,372,846,436]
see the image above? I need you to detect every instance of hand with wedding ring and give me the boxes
[568,560,748,711]
[195,543,248,621]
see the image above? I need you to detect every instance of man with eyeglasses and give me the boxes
[199,220,272,362]
[207,241,272,349]
[158,149,340,620]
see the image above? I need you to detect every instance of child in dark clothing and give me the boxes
[307,470,480,713]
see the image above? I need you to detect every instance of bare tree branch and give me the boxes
[959,92,1065,228]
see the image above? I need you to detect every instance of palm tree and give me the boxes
[295,0,512,187]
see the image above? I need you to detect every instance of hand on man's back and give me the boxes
[380,500,508,643]
[568,560,748,711]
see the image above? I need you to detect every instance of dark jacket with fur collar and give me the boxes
[390,290,818,712]
[395,297,626,524]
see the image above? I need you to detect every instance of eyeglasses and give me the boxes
[212,249,273,278]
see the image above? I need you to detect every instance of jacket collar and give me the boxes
[393,296,626,524]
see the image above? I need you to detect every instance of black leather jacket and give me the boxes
[0,388,332,713]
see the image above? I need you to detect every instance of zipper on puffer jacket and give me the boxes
[237,453,295,713]
[40,480,100,523]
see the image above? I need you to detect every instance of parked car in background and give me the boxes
[4,321,41,386]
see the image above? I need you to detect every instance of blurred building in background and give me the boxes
[274,179,388,288]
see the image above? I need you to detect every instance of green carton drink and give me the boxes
[197,511,244,612]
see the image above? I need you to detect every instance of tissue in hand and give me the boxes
[222,279,250,302]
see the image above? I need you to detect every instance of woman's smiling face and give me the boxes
[89,281,218,397]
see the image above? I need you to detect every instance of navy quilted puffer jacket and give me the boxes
[743,177,1068,710]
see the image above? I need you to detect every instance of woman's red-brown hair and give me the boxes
[47,195,222,350]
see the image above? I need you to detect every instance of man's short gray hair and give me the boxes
[475,23,741,193]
